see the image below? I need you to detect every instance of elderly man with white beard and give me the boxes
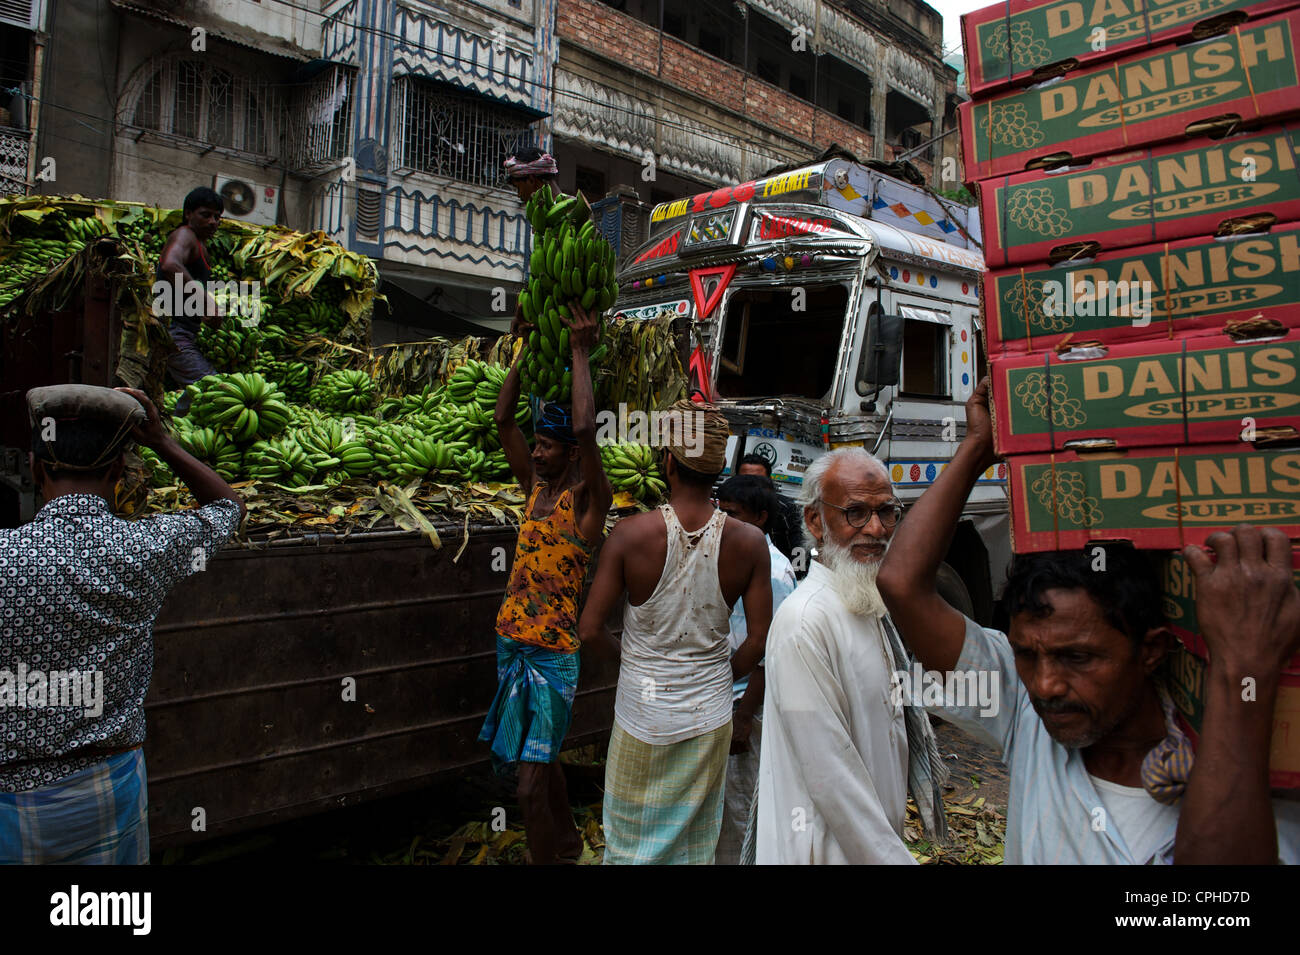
[753,447,945,864]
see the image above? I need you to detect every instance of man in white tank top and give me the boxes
[579,400,773,864]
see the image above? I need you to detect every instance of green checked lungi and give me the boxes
[479,635,580,773]
[602,719,731,865]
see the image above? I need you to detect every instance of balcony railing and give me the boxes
[0,126,31,195]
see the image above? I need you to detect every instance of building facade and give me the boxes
[25,0,957,332]
[551,0,960,241]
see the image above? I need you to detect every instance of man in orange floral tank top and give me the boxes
[478,301,612,864]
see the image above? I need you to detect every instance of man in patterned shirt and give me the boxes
[0,384,244,864]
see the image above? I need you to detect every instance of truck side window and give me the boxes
[900,320,950,399]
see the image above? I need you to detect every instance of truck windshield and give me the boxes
[715,284,849,401]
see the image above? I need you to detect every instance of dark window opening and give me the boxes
[901,320,949,398]
[788,73,808,99]
[663,10,685,38]
[755,58,780,85]
[698,28,724,58]
[716,285,850,401]
[574,165,606,202]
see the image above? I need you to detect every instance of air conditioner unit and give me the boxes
[213,175,279,226]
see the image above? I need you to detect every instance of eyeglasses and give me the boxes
[819,499,903,529]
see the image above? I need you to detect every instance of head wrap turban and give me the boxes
[504,153,559,180]
[662,398,730,474]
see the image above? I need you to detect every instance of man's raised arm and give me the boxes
[564,304,612,542]
[1175,525,1300,864]
[493,325,536,496]
[878,376,998,673]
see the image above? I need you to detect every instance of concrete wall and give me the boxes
[109,20,313,218]
[35,0,121,198]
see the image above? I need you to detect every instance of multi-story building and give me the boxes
[0,0,46,196]
[35,0,554,338]
[550,0,961,250]
[25,0,957,332]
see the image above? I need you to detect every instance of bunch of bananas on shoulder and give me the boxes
[177,426,242,481]
[518,186,618,403]
[600,441,667,503]
[309,369,375,414]
[185,372,292,443]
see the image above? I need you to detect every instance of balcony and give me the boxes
[0,126,31,195]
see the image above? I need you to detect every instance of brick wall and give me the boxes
[557,0,874,160]
[556,0,658,75]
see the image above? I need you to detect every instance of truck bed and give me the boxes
[145,522,619,848]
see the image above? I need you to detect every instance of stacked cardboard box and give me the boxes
[963,0,1300,784]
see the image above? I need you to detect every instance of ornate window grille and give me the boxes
[0,127,30,195]
[393,77,533,189]
[289,66,354,169]
[124,54,283,158]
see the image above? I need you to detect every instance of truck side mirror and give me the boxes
[856,310,904,401]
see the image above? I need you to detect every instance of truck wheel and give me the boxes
[935,561,975,619]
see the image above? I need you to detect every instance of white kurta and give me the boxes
[755,560,916,865]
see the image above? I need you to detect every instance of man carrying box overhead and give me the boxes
[877,377,1300,864]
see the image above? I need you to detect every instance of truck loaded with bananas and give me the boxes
[0,194,684,531]
[516,186,618,404]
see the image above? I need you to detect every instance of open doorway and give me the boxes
[715,284,850,400]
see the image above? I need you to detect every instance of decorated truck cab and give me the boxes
[613,158,1011,622]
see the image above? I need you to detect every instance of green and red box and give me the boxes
[979,124,1300,268]
[982,224,1300,354]
[991,334,1300,455]
[1007,443,1300,551]
[960,9,1300,181]
[962,0,1300,97]
[1161,547,1300,667]
[1166,646,1300,788]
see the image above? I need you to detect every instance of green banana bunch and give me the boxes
[187,372,292,443]
[139,445,176,488]
[243,435,317,487]
[518,188,618,404]
[600,441,667,503]
[197,323,260,372]
[253,355,312,403]
[177,426,242,480]
[310,369,375,414]
[378,384,446,420]
[294,417,374,477]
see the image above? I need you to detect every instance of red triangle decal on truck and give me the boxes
[688,264,737,320]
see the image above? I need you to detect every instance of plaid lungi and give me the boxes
[479,635,580,773]
[0,749,149,865]
[602,719,731,865]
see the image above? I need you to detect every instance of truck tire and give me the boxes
[935,561,975,620]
